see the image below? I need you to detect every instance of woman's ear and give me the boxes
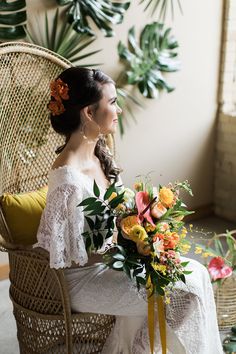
[81,106,93,121]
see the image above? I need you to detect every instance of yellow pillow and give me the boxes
[0,186,48,245]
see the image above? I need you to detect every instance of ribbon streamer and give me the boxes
[147,277,167,354]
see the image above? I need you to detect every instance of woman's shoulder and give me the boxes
[48,164,84,195]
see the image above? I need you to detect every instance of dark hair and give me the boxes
[49,67,121,182]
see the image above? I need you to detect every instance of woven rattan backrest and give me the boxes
[8,247,64,315]
[0,42,72,194]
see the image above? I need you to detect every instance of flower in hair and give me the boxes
[48,78,69,116]
[50,78,69,101]
[48,100,65,116]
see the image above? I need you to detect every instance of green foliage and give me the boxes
[140,0,183,20]
[0,0,26,40]
[118,22,180,99]
[25,9,101,65]
[56,0,130,37]
[78,181,125,252]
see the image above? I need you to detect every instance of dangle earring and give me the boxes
[80,119,102,144]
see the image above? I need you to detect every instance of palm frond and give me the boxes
[140,0,183,20]
[25,9,101,65]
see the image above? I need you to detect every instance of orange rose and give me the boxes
[159,187,174,208]
[120,215,140,238]
[164,232,179,249]
[48,100,65,116]
[153,232,164,242]
[50,78,69,101]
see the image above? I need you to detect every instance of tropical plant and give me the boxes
[140,0,183,20]
[56,0,130,37]
[118,22,180,99]
[0,0,26,40]
[25,9,101,65]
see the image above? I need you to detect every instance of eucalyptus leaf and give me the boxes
[113,254,125,261]
[0,0,26,12]
[113,261,124,269]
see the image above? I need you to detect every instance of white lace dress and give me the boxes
[34,166,223,354]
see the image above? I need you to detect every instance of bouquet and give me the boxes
[78,177,194,353]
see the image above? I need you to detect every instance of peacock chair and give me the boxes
[0,42,115,354]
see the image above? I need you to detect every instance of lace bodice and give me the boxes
[34,165,116,269]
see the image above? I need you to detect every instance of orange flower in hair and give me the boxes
[50,78,69,101]
[48,78,69,116]
[48,100,65,116]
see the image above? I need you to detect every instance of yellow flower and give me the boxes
[195,246,203,254]
[159,187,174,208]
[145,223,156,232]
[120,215,140,237]
[180,243,191,254]
[180,226,188,238]
[108,192,117,202]
[151,263,167,275]
[202,252,212,258]
[165,297,171,305]
[134,182,142,191]
[115,204,126,212]
[130,225,148,241]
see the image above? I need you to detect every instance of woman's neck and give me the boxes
[62,130,99,168]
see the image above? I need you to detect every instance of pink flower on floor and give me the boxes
[208,257,233,281]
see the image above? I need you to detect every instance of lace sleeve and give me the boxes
[34,183,88,269]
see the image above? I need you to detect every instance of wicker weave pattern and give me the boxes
[0,42,70,194]
[0,42,116,354]
[214,275,236,329]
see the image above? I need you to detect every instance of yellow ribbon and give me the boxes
[147,277,167,354]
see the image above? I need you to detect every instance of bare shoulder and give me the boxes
[51,151,77,170]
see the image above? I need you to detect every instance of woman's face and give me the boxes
[93,83,122,134]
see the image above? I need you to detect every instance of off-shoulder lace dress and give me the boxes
[34,166,223,354]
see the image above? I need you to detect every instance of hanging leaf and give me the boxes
[118,22,180,99]
[140,0,183,21]
[0,0,26,40]
[56,0,130,37]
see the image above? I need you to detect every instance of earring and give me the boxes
[80,120,102,144]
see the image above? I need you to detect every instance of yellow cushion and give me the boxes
[0,186,47,245]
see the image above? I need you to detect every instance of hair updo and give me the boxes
[49,67,121,182]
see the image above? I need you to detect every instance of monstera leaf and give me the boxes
[0,0,26,40]
[118,22,180,99]
[140,0,183,20]
[25,9,101,65]
[56,0,130,37]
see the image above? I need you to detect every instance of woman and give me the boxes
[34,67,223,354]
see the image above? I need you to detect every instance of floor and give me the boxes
[0,215,235,354]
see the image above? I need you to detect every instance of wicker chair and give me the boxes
[0,42,115,354]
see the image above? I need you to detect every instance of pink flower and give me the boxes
[135,191,155,226]
[208,257,233,281]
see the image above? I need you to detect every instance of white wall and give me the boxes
[26,0,223,211]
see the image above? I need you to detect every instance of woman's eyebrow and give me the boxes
[108,96,117,102]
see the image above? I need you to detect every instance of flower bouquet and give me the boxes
[78,177,194,353]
